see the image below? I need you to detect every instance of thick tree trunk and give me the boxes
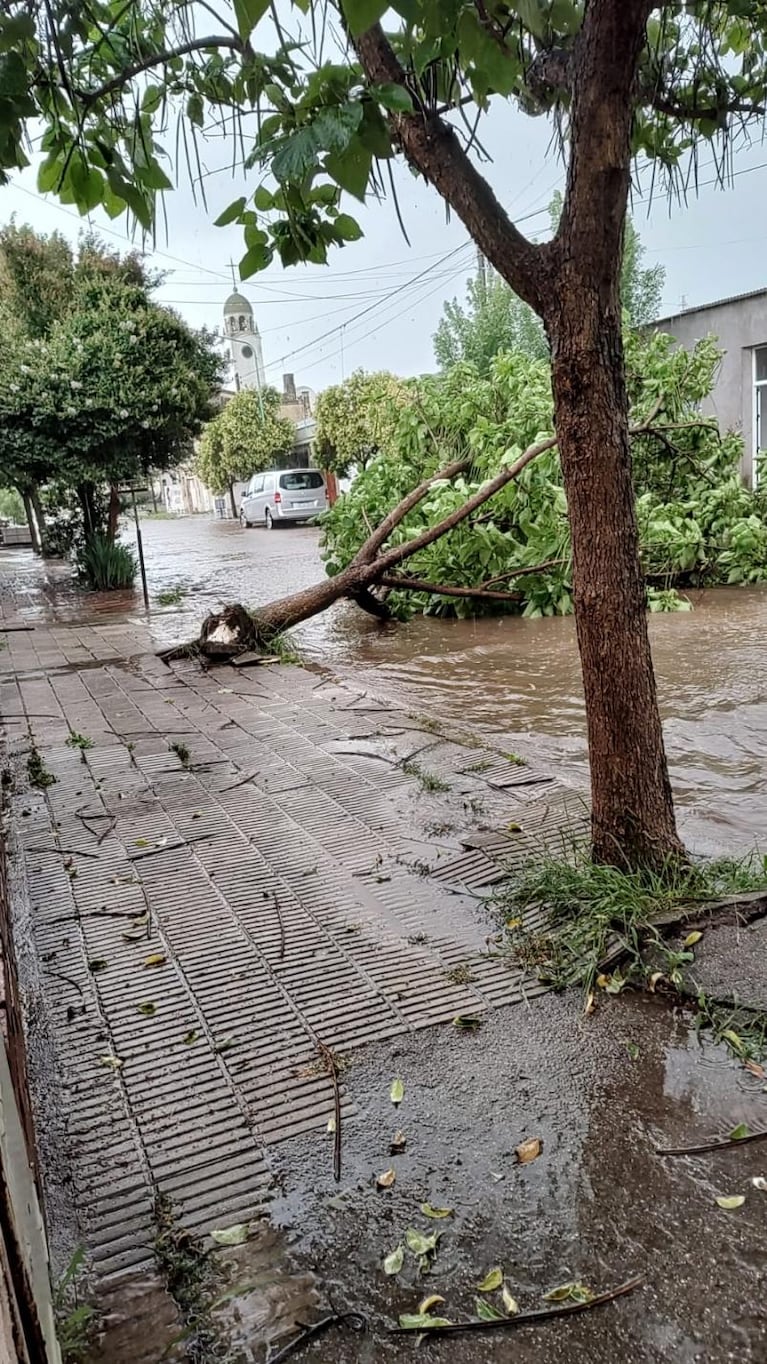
[543,0,682,868]
[21,491,41,555]
[77,482,98,537]
[550,305,683,867]
[229,483,238,520]
[107,485,121,541]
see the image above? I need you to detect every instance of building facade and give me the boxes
[654,288,767,487]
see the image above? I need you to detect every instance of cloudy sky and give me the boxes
[4,93,767,395]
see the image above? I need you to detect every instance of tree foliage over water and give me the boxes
[322,334,767,618]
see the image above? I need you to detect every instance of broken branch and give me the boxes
[390,1276,642,1336]
[656,1129,767,1157]
[379,575,522,602]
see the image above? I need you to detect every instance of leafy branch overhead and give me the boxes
[2,3,766,278]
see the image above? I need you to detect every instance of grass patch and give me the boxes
[496,850,767,1001]
[153,1194,221,1361]
[156,585,187,607]
[27,746,56,789]
[265,631,301,665]
[170,741,191,769]
[402,760,450,793]
[54,1247,97,1364]
[77,533,137,591]
[66,731,94,752]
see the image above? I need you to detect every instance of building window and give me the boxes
[754,347,767,486]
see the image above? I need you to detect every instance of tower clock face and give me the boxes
[241,344,253,359]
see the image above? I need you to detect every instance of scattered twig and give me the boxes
[127,832,217,861]
[266,1309,367,1364]
[316,1038,342,1182]
[272,892,286,962]
[75,808,116,845]
[219,770,261,792]
[43,969,84,997]
[389,1277,642,1336]
[0,625,35,633]
[656,1129,767,1157]
[27,844,100,860]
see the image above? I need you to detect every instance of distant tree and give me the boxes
[315,370,412,477]
[195,387,294,517]
[0,263,221,560]
[434,204,665,376]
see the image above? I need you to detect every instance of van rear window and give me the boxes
[279,471,324,491]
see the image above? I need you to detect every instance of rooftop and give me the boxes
[655,285,767,326]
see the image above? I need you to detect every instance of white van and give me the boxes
[239,468,328,529]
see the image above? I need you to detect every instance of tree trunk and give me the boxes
[21,491,41,555]
[543,0,682,869]
[78,483,97,537]
[229,483,238,520]
[550,305,683,868]
[28,487,47,554]
[107,485,121,541]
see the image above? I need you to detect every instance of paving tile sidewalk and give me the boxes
[0,611,587,1347]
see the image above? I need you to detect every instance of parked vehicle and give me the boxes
[239,469,328,529]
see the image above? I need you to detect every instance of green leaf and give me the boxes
[475,1297,505,1321]
[232,0,269,40]
[398,1313,452,1330]
[476,1267,503,1292]
[88,959,108,973]
[516,0,548,38]
[239,243,271,278]
[722,1028,745,1055]
[187,93,204,127]
[544,1281,593,1303]
[453,1014,482,1030]
[137,1002,156,1016]
[210,1223,250,1245]
[715,1195,745,1210]
[390,1076,404,1106]
[215,196,247,227]
[420,1204,453,1219]
[383,1245,404,1275]
[254,185,274,210]
[729,1123,751,1141]
[142,85,164,114]
[405,1228,438,1257]
[333,213,363,242]
[37,157,63,194]
[325,143,373,200]
[139,160,173,192]
[374,82,414,114]
[340,0,388,36]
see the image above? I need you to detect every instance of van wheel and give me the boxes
[239,509,252,528]
[264,509,274,530]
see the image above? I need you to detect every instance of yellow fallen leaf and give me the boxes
[144,953,167,968]
[715,1195,745,1210]
[327,1116,336,1133]
[418,1294,445,1314]
[100,1054,123,1070]
[683,930,703,947]
[648,971,664,992]
[596,973,609,989]
[584,992,596,1016]
[515,1136,542,1165]
[502,1284,519,1315]
[376,1168,396,1190]
[476,1267,503,1293]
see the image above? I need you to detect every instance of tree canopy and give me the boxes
[195,387,295,494]
[0,227,222,545]
[323,333,767,617]
[314,370,412,476]
[434,206,665,375]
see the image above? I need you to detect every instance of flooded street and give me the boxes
[124,516,767,857]
[4,513,766,856]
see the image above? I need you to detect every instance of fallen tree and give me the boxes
[163,398,708,661]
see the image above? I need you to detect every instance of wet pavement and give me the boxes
[2,529,767,1361]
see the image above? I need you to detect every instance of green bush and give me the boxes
[77,534,137,590]
[0,487,25,523]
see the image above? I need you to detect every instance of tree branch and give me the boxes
[353,25,550,313]
[351,455,470,564]
[379,575,522,602]
[82,35,244,105]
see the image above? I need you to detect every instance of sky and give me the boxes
[5,94,767,395]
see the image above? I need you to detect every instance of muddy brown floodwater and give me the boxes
[120,516,767,857]
[9,514,764,856]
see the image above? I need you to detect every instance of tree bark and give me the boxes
[28,487,47,554]
[77,482,98,537]
[229,483,238,520]
[21,491,41,555]
[107,485,121,541]
[543,0,683,868]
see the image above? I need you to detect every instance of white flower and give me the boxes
[19,364,30,374]
[70,379,82,390]
[119,409,129,419]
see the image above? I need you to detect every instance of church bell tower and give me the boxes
[223,290,266,391]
